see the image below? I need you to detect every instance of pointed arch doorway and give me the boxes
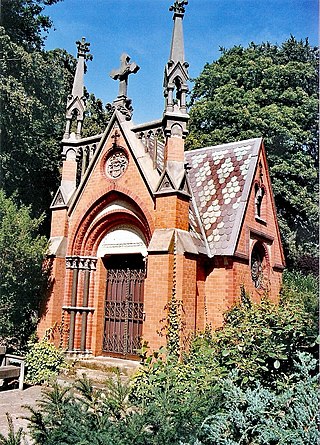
[97,226,147,357]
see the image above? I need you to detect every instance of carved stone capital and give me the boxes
[66,256,97,270]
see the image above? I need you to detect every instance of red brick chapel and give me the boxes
[38,1,285,357]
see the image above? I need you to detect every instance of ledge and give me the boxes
[62,306,95,312]
[255,215,267,225]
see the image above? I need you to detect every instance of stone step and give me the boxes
[63,356,141,386]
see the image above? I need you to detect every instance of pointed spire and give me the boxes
[163,0,189,139]
[169,0,188,62]
[72,37,92,98]
[63,37,92,140]
[156,1,191,199]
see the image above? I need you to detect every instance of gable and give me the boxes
[63,113,161,255]
[68,112,161,218]
[235,143,285,268]
[185,138,262,256]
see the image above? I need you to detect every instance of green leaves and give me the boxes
[25,340,67,385]
[1,0,62,51]
[0,190,48,351]
[0,413,25,445]
[9,274,318,444]
[0,29,75,221]
[195,354,319,445]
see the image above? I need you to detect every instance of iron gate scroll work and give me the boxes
[103,268,145,356]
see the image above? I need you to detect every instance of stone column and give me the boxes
[65,256,97,353]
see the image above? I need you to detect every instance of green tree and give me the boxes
[1,0,62,51]
[187,37,319,271]
[82,92,112,138]
[0,191,48,350]
[0,28,75,225]
[0,29,109,228]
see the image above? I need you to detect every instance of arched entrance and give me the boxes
[97,226,147,357]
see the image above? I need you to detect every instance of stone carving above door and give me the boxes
[105,150,128,179]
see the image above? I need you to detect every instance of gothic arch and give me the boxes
[70,190,153,256]
[81,208,149,256]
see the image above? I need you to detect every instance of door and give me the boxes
[103,254,145,356]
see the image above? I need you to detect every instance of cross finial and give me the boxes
[170,0,188,14]
[76,37,93,61]
[110,53,140,99]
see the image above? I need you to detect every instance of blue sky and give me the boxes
[44,0,318,125]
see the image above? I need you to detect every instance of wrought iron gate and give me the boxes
[103,268,145,356]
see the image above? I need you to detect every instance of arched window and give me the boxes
[254,183,265,219]
[251,242,268,288]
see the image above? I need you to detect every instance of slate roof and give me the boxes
[137,130,261,257]
[131,124,262,257]
[185,138,262,256]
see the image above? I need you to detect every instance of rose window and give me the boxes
[106,151,128,179]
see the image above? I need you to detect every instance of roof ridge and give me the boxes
[185,137,262,155]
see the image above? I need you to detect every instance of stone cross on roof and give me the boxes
[110,53,140,99]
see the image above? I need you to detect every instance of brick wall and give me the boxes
[204,257,235,329]
[41,125,284,357]
[234,148,285,301]
[143,253,173,350]
[50,209,68,237]
[155,194,189,230]
[37,257,66,345]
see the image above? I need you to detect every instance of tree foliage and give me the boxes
[82,92,112,138]
[7,275,315,444]
[0,27,75,224]
[1,11,110,227]
[0,191,48,351]
[187,37,319,270]
[0,0,110,355]
[1,0,62,51]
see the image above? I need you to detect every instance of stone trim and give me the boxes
[66,256,97,270]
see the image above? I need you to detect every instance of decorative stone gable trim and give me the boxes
[50,187,67,209]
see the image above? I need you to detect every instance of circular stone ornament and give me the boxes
[105,150,128,179]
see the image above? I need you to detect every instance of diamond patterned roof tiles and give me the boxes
[188,199,208,255]
[185,138,261,256]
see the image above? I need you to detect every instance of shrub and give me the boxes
[186,278,318,388]
[0,413,26,445]
[19,272,319,444]
[193,354,319,445]
[25,339,67,385]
